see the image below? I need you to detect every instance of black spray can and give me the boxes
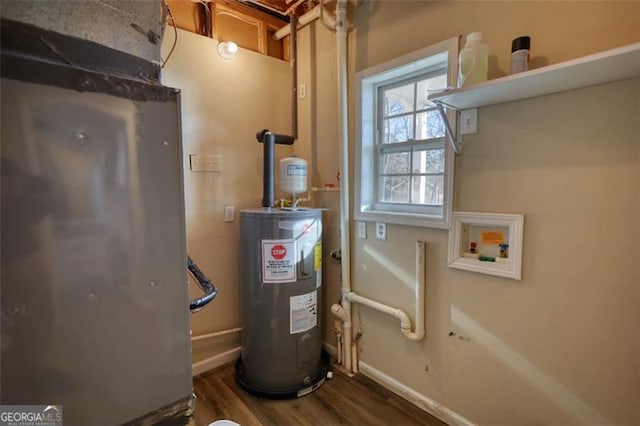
[511,36,531,74]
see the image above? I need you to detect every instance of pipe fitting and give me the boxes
[402,328,425,341]
[331,303,351,325]
[398,312,412,330]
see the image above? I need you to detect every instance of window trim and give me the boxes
[354,36,459,229]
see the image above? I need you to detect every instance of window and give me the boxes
[377,71,446,210]
[355,37,459,229]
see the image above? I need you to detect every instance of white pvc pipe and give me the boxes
[298,0,350,372]
[347,241,427,341]
[274,5,336,40]
[331,303,350,323]
[348,293,404,318]
[191,327,242,342]
[330,303,351,368]
[336,0,352,372]
[411,240,426,340]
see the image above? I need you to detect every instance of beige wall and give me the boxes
[354,1,640,78]
[338,2,640,425]
[160,29,292,363]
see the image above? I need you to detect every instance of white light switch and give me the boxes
[460,108,478,135]
[224,206,235,223]
[190,154,221,172]
[357,222,367,239]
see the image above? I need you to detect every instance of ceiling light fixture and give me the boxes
[217,41,238,60]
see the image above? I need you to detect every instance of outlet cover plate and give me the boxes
[190,154,221,172]
[375,222,387,240]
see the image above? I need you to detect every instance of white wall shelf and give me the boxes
[429,42,640,110]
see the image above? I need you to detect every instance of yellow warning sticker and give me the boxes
[481,231,505,245]
[315,242,322,271]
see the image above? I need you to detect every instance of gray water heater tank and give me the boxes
[236,208,328,398]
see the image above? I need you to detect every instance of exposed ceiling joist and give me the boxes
[239,0,317,18]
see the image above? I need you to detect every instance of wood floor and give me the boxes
[192,363,447,426]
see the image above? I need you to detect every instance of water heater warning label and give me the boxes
[262,239,297,283]
[315,242,322,288]
[290,290,317,334]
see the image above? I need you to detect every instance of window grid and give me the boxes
[375,70,446,208]
[378,144,445,206]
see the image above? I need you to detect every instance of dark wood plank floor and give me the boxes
[192,363,447,426]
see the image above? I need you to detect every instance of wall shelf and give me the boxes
[429,42,640,110]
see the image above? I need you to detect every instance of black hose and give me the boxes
[188,256,218,313]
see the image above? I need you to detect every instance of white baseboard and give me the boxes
[322,341,338,358]
[192,346,241,377]
[193,343,336,378]
[358,361,476,426]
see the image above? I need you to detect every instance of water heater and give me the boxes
[235,130,328,399]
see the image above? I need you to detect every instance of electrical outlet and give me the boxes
[190,154,221,172]
[357,222,367,239]
[375,222,387,240]
[460,108,478,135]
[300,83,307,99]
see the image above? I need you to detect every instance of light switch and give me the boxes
[224,206,235,223]
[357,222,367,239]
[460,109,478,134]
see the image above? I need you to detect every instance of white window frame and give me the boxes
[354,37,459,229]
